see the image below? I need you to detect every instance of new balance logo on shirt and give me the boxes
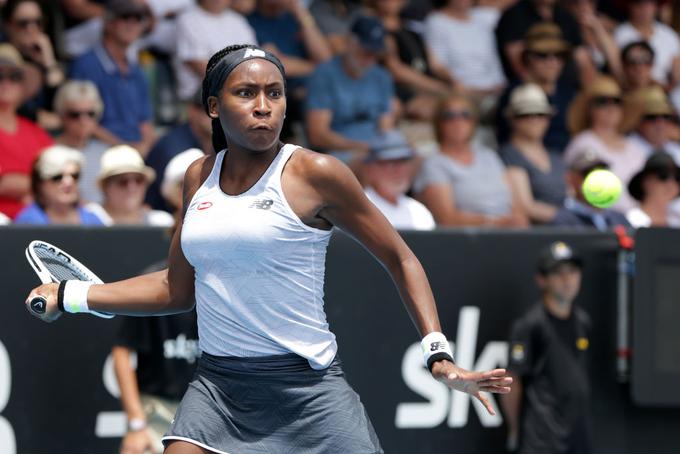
[249,199,274,210]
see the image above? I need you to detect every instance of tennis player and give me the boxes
[25,44,512,454]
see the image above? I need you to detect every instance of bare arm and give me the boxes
[506,167,557,223]
[416,184,497,226]
[501,373,523,445]
[92,125,125,146]
[384,36,450,95]
[130,121,157,158]
[0,173,31,199]
[504,41,528,81]
[289,0,332,63]
[305,109,370,153]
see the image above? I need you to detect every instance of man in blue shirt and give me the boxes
[69,0,156,157]
[305,15,396,164]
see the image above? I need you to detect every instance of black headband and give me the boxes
[202,47,286,114]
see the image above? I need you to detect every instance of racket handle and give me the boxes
[30,296,47,315]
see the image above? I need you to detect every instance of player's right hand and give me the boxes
[25,283,61,323]
[120,428,156,454]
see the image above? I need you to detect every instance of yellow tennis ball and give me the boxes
[582,169,622,208]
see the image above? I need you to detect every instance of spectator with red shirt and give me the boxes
[0,43,52,219]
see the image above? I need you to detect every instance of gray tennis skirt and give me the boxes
[162,352,383,454]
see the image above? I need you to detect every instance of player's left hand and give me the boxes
[430,360,512,415]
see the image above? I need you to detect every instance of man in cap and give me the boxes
[494,22,576,151]
[550,149,631,230]
[306,15,396,165]
[362,130,435,230]
[501,240,593,454]
[69,0,156,157]
[0,43,53,219]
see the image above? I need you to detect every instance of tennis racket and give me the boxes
[25,240,114,319]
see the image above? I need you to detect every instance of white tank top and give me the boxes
[180,144,337,369]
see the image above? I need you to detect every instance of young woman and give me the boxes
[25,44,511,454]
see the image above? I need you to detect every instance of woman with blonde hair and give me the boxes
[413,92,527,227]
[14,145,103,225]
[564,75,647,211]
[53,79,110,204]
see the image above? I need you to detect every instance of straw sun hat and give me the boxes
[566,76,622,135]
[97,145,155,186]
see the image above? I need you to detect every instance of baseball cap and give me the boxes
[350,15,387,54]
[106,0,149,17]
[537,241,583,275]
[365,131,415,162]
[506,83,554,117]
[566,149,609,175]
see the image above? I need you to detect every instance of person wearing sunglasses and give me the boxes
[624,85,680,160]
[501,83,566,225]
[14,145,104,225]
[413,92,528,227]
[620,40,656,92]
[87,145,174,226]
[564,75,647,212]
[1,0,65,130]
[69,0,156,158]
[614,0,680,88]
[626,151,680,227]
[0,43,54,220]
[52,80,111,205]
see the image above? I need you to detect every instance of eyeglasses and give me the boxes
[65,110,97,120]
[48,172,80,183]
[111,174,146,187]
[591,96,622,107]
[14,17,43,30]
[642,114,675,122]
[530,51,566,61]
[117,13,148,23]
[625,56,653,66]
[440,110,473,121]
[0,70,24,83]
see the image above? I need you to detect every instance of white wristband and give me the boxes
[62,280,93,314]
[421,332,454,370]
[128,418,147,432]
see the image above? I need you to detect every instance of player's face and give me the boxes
[542,263,582,305]
[211,59,286,153]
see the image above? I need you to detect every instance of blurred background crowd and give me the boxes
[1,0,680,231]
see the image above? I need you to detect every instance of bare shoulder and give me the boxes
[288,147,356,188]
[181,154,216,213]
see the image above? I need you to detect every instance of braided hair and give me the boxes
[202,44,254,153]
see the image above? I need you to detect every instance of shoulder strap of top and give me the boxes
[271,143,300,183]
[202,149,227,190]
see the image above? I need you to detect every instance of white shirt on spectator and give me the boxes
[626,207,651,228]
[424,8,505,90]
[364,187,435,230]
[564,131,647,212]
[614,21,680,85]
[175,6,257,100]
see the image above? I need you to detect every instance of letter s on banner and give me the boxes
[0,340,17,454]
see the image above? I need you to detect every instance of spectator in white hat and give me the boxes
[14,145,104,225]
[160,148,205,219]
[501,83,567,225]
[87,145,174,226]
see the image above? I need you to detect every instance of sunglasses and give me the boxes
[440,110,473,121]
[651,169,680,182]
[112,174,146,187]
[14,17,43,30]
[117,13,147,23]
[642,114,675,122]
[625,56,653,66]
[0,70,23,83]
[49,172,80,183]
[65,110,97,120]
[591,96,622,107]
[530,51,566,61]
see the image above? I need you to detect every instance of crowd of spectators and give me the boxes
[1,0,680,231]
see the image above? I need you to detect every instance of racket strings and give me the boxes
[34,249,89,282]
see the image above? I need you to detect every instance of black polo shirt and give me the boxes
[508,303,592,454]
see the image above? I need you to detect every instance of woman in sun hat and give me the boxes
[87,145,174,226]
[501,83,567,225]
[564,75,647,211]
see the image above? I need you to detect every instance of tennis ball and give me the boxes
[582,169,622,209]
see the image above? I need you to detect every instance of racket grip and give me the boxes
[30,296,48,315]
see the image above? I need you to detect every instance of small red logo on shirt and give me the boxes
[197,201,213,211]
